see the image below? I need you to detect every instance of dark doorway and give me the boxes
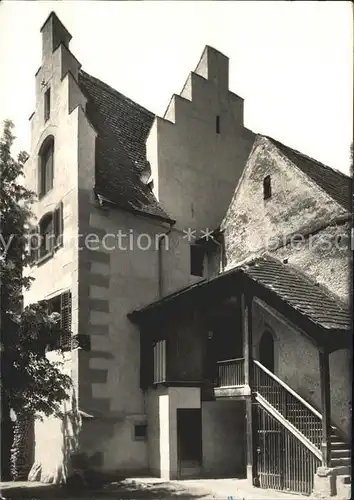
[177,409,202,477]
[204,304,243,384]
[210,305,243,361]
[259,331,275,373]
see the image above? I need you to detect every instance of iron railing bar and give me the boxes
[255,393,322,460]
[254,360,322,420]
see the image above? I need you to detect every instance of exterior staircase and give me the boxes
[253,360,351,496]
[330,431,351,468]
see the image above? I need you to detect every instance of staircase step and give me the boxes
[331,449,351,458]
[330,457,351,467]
[331,441,349,450]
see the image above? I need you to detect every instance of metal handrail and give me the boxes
[253,359,322,420]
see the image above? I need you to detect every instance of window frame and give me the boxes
[38,136,54,198]
[133,422,148,441]
[31,201,63,265]
[46,290,72,351]
[39,212,55,259]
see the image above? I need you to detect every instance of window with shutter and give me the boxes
[39,213,54,258]
[60,291,72,350]
[46,291,71,351]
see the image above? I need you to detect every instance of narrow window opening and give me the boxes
[216,115,220,134]
[191,245,204,277]
[53,201,64,247]
[39,138,54,197]
[44,88,51,122]
[263,175,272,200]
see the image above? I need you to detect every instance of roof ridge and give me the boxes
[264,135,351,181]
[79,69,154,118]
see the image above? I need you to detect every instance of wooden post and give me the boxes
[319,348,331,468]
[242,293,256,484]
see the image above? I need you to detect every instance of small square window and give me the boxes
[134,423,147,441]
[44,88,51,122]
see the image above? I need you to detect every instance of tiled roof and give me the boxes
[266,136,352,213]
[130,255,350,333]
[78,70,173,222]
[242,255,351,331]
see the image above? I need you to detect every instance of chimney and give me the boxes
[40,11,72,60]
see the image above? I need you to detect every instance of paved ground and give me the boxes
[0,477,310,499]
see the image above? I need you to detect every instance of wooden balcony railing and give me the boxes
[153,340,166,384]
[217,358,245,387]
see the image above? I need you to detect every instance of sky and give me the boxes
[0,1,352,174]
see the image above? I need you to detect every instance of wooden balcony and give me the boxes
[217,358,245,387]
[148,341,248,398]
[214,357,250,398]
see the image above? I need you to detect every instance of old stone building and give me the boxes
[23,11,351,498]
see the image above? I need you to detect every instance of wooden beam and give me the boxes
[242,293,256,484]
[319,348,331,468]
[242,293,253,388]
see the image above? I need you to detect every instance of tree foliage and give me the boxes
[0,119,71,420]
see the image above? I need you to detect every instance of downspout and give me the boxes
[157,224,174,298]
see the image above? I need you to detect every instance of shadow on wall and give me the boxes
[61,392,83,482]
[28,392,83,484]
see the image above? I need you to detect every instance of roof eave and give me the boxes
[95,192,176,226]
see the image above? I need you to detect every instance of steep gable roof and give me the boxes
[78,70,173,223]
[266,136,352,212]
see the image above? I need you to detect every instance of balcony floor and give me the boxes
[214,384,250,398]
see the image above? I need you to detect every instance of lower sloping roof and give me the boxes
[129,255,351,336]
[241,256,350,331]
